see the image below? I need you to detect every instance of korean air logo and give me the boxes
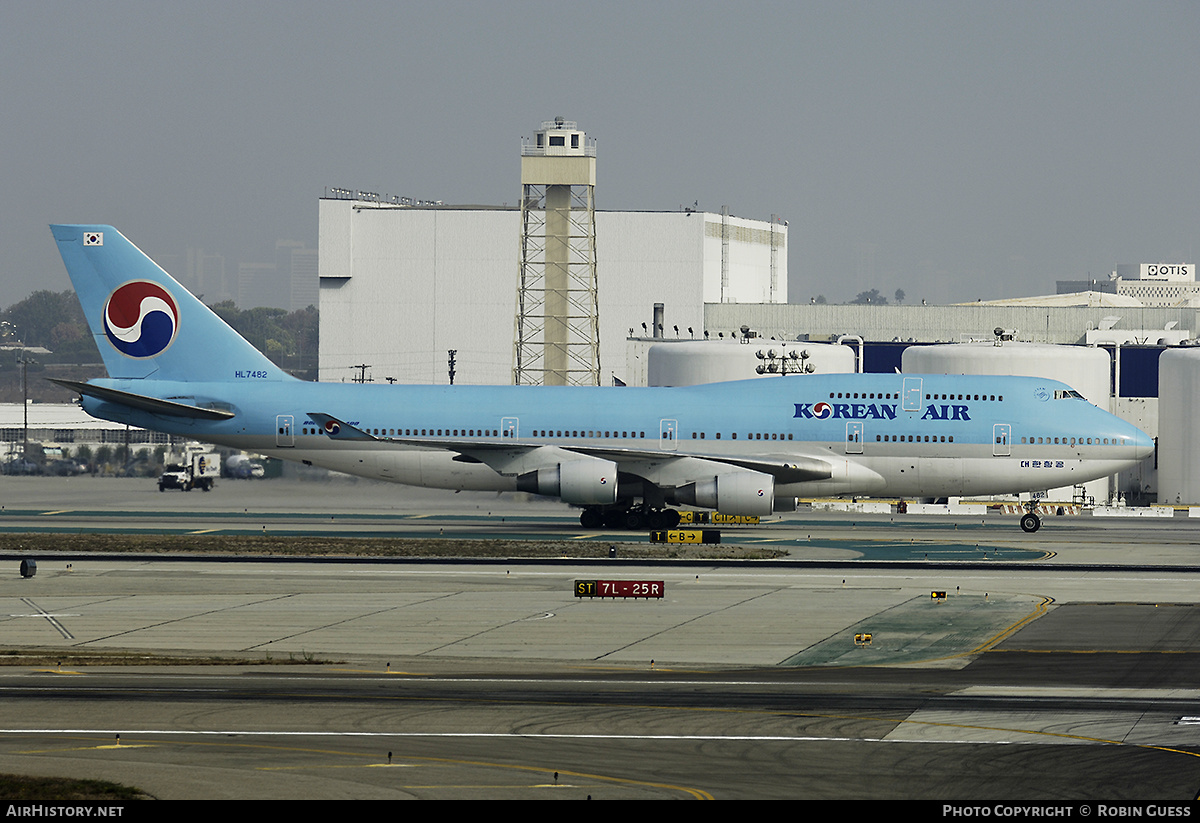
[103,281,179,358]
[811,402,832,419]
[323,420,341,436]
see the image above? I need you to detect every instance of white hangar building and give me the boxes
[318,199,786,386]
[318,120,785,387]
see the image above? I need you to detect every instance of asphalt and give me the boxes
[0,475,1199,800]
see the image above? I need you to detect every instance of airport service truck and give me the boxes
[158,451,220,492]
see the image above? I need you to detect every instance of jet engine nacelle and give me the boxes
[516,458,618,506]
[673,471,775,516]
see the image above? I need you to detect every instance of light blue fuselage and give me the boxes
[81,372,1151,500]
[49,223,1154,514]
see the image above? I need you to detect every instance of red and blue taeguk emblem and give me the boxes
[103,281,179,358]
[812,402,832,419]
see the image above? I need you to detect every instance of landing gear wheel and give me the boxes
[579,509,603,529]
[1020,512,1041,533]
[583,507,679,530]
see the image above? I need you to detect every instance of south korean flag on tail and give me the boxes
[83,232,103,246]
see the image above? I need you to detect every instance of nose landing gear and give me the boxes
[1020,503,1042,533]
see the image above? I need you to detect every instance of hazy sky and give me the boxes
[3,1,1198,308]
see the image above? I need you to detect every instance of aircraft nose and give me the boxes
[1118,420,1155,460]
[1131,427,1155,460]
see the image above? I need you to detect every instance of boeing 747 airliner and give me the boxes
[49,225,1154,532]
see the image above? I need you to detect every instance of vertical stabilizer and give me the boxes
[50,224,291,383]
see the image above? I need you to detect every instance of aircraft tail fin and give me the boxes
[50,224,292,383]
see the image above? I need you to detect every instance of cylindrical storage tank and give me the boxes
[903,342,1113,504]
[1157,349,1200,504]
[648,341,855,386]
[902,342,1110,405]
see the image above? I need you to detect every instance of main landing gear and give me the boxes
[579,506,682,530]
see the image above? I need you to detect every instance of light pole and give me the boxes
[17,349,33,469]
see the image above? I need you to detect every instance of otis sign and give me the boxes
[794,402,971,421]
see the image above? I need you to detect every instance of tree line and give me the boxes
[0,290,319,379]
[811,289,907,305]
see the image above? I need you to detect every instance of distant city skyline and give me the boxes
[152,238,316,312]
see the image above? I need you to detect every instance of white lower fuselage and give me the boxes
[236,437,1136,500]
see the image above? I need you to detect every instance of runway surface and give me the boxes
[1,476,1200,799]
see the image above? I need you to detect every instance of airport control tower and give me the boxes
[514,118,600,386]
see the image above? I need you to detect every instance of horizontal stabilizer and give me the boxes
[50,379,235,420]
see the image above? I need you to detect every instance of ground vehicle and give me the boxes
[158,451,219,491]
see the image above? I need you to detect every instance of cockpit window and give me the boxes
[1054,390,1085,400]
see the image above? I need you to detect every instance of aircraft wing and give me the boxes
[307,412,833,484]
[570,446,833,484]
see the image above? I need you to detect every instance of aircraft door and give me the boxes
[902,377,923,412]
[993,423,1011,456]
[845,422,863,454]
[660,419,678,451]
[276,415,294,448]
[501,417,519,439]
